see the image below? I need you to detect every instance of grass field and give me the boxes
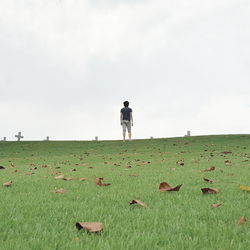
[0,135,249,250]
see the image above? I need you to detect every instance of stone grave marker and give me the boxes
[15,132,24,141]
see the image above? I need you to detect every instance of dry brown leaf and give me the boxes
[171,168,176,171]
[203,178,215,183]
[159,182,182,192]
[203,166,215,172]
[201,188,219,194]
[55,174,65,180]
[76,222,103,233]
[52,188,66,193]
[79,177,87,181]
[63,177,74,181]
[129,174,139,177]
[0,166,5,170]
[25,172,35,175]
[176,160,184,166]
[129,200,147,207]
[3,181,12,187]
[237,216,247,226]
[71,168,77,172]
[141,161,151,165]
[94,177,111,186]
[225,160,232,166]
[212,202,224,208]
[125,165,132,168]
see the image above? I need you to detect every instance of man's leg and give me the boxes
[122,121,126,141]
[128,122,132,141]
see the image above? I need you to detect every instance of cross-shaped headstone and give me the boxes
[15,132,24,141]
[184,131,191,137]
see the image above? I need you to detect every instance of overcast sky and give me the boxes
[1,0,250,141]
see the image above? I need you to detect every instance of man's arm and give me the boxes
[120,112,123,125]
[130,112,133,126]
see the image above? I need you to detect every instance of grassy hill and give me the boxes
[0,135,249,249]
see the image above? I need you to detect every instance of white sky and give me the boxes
[1,0,250,141]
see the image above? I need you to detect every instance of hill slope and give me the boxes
[0,135,249,249]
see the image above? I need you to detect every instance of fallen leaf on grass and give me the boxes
[211,202,224,208]
[129,200,147,207]
[76,222,103,233]
[141,161,151,165]
[79,177,87,181]
[71,168,77,172]
[221,151,232,154]
[25,172,35,175]
[94,177,111,186]
[63,177,74,181]
[201,188,219,194]
[55,174,64,180]
[52,188,66,193]
[128,174,139,177]
[3,181,12,187]
[240,185,250,192]
[0,166,5,170]
[203,166,215,172]
[176,160,184,166]
[237,216,247,226]
[203,178,215,183]
[225,160,232,166]
[159,182,182,192]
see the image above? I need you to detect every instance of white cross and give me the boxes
[15,132,24,141]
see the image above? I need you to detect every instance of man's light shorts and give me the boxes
[122,120,131,133]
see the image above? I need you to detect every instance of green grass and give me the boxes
[0,135,249,250]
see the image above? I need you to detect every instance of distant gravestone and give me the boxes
[184,131,191,137]
[150,136,154,139]
[15,132,24,141]
[95,136,98,141]
[2,137,6,141]
[44,136,49,141]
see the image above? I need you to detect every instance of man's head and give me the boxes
[123,101,129,107]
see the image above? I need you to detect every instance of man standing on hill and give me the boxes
[120,101,133,141]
